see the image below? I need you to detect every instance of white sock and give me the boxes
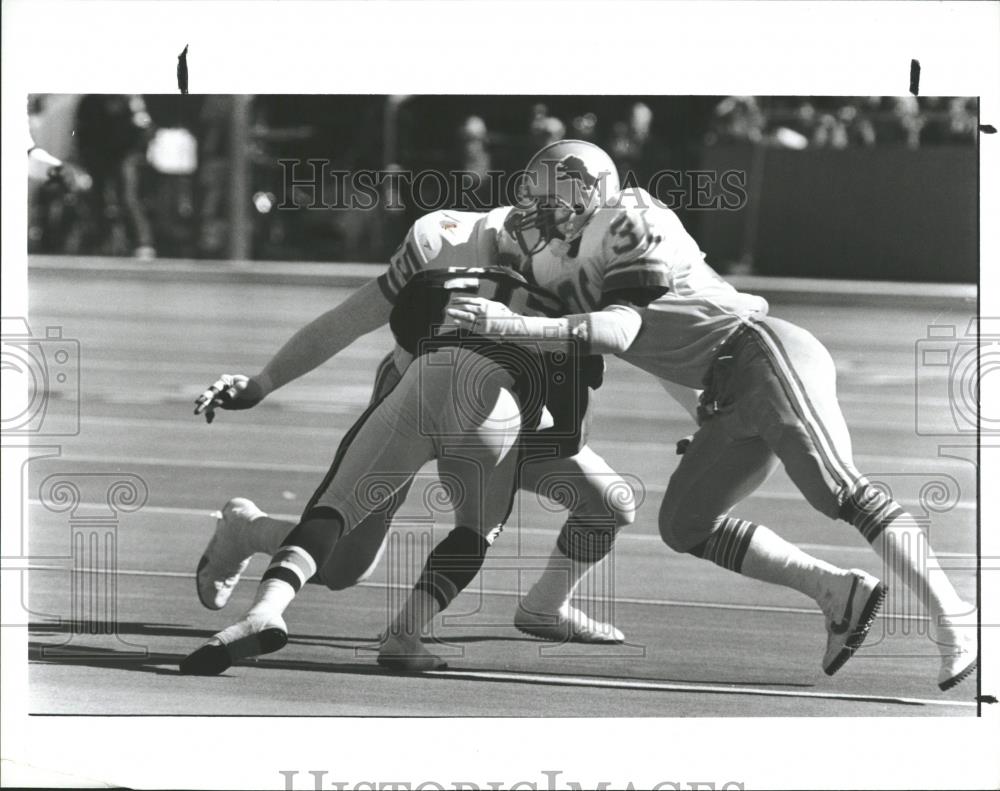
[245,545,317,619]
[523,545,592,612]
[245,578,296,620]
[869,515,965,618]
[739,525,845,602]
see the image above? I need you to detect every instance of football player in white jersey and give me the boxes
[446,139,976,690]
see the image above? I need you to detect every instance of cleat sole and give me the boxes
[178,627,287,676]
[514,621,622,645]
[939,656,978,692]
[514,605,625,645]
[195,554,222,611]
[824,580,888,676]
[179,643,231,676]
[376,654,448,672]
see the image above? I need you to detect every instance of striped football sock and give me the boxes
[696,518,843,601]
[841,483,965,618]
[246,545,317,619]
[244,509,344,618]
[867,512,965,618]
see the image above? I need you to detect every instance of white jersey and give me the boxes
[376,208,540,371]
[377,192,768,388]
[377,209,507,302]
[509,188,769,388]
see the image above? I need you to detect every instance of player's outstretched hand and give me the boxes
[194,374,265,424]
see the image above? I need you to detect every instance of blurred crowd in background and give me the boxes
[705,95,979,149]
[27,94,977,265]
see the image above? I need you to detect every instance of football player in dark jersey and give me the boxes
[190,208,656,653]
[182,265,622,673]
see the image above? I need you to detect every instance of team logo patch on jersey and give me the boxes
[555,155,599,188]
[440,220,458,231]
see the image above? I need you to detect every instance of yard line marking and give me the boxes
[37,454,978,512]
[24,563,947,621]
[25,500,977,560]
[21,564,822,615]
[417,669,976,708]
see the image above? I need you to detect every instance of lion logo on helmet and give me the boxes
[554,155,600,188]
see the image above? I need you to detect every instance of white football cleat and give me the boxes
[819,569,887,676]
[514,601,625,644]
[179,613,288,675]
[195,498,265,610]
[935,606,978,691]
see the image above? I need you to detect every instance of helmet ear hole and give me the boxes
[572,203,586,215]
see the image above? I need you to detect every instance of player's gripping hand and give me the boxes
[446,296,518,335]
[194,374,265,424]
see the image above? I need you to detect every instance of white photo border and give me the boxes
[2,1,998,788]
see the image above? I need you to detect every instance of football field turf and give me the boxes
[23,266,979,716]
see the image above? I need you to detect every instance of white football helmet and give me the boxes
[507,139,621,256]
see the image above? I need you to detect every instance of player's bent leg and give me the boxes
[378,355,522,671]
[318,354,415,590]
[378,524,495,672]
[180,505,345,675]
[318,476,417,591]
[751,318,975,688]
[659,424,884,675]
[209,355,414,594]
[515,446,634,643]
[379,454,519,670]
[182,358,444,675]
[840,483,977,690]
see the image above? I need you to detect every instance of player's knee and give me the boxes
[660,523,707,554]
[600,476,636,528]
[614,502,636,529]
[657,498,713,553]
[474,386,522,461]
[320,570,361,591]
